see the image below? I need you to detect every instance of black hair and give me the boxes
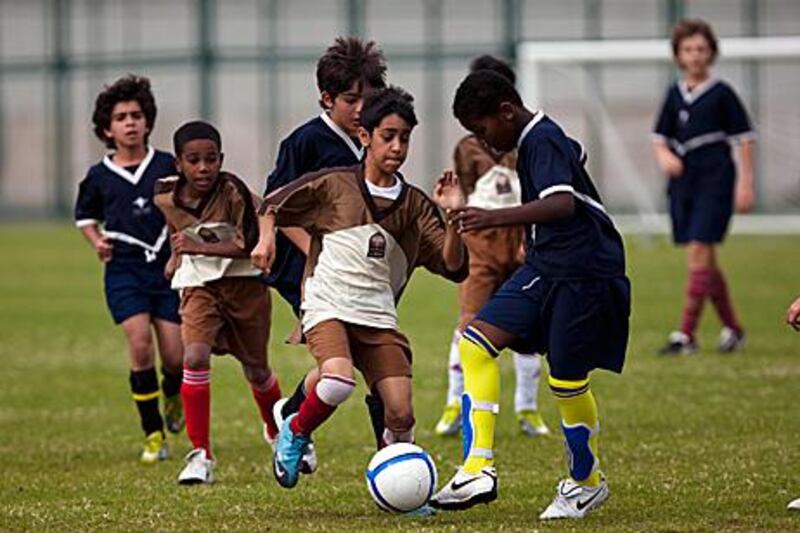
[359,86,417,133]
[316,36,387,109]
[469,54,516,85]
[452,70,523,123]
[92,74,157,149]
[173,120,222,156]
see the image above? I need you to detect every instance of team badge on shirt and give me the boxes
[367,232,387,259]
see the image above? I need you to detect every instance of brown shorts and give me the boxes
[180,277,270,368]
[458,226,525,329]
[305,320,412,389]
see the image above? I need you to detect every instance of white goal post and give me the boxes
[517,36,800,235]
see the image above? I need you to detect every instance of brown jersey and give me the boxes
[154,172,269,365]
[154,172,262,289]
[261,164,468,332]
[454,134,520,209]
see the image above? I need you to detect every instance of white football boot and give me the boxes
[788,497,800,510]
[430,466,497,510]
[272,397,318,474]
[539,476,609,520]
[178,448,215,485]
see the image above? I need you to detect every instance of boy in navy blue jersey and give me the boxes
[653,19,755,355]
[430,71,630,520]
[74,75,184,464]
[263,37,388,465]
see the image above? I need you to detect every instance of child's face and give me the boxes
[104,100,147,150]
[461,106,518,153]
[175,139,223,195]
[677,33,713,77]
[359,113,412,176]
[323,80,371,137]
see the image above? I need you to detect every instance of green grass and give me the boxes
[1,224,799,531]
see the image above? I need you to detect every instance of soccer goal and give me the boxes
[517,36,800,234]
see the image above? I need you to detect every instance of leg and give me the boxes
[152,318,184,433]
[703,247,745,350]
[121,313,165,442]
[241,362,281,441]
[661,241,713,354]
[513,352,550,436]
[181,342,213,456]
[373,376,415,444]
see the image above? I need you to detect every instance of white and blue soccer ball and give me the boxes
[365,443,437,513]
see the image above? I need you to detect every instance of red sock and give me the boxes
[252,373,281,440]
[182,367,211,457]
[680,269,712,340]
[290,386,337,437]
[708,268,742,333]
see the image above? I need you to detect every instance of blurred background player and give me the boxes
[262,37,390,462]
[252,87,468,494]
[154,121,281,484]
[784,295,800,511]
[652,19,755,355]
[434,55,549,439]
[431,71,630,520]
[74,75,184,465]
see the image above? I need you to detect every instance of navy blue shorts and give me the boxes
[104,261,180,325]
[669,193,733,245]
[475,264,630,380]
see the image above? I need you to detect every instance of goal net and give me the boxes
[517,36,800,234]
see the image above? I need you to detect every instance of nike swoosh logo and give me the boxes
[274,457,286,477]
[451,474,493,492]
[575,488,603,511]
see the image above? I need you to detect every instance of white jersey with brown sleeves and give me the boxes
[453,134,521,210]
[261,164,469,333]
[154,172,262,289]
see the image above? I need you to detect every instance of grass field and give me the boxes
[1,224,799,531]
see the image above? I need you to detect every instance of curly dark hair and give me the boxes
[359,86,417,133]
[316,37,387,109]
[452,70,522,123]
[469,54,516,85]
[92,74,157,149]
[671,18,719,64]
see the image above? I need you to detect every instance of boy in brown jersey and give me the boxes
[251,87,468,492]
[435,56,548,438]
[154,121,282,485]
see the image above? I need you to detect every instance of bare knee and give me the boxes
[128,332,154,368]
[183,343,211,369]
[687,242,716,270]
[243,364,271,387]
[384,405,415,434]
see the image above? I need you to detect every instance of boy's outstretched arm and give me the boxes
[449,192,574,233]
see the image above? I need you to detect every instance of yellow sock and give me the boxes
[549,375,601,487]
[460,327,500,474]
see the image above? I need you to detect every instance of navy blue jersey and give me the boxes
[263,113,363,311]
[653,79,754,196]
[517,114,625,279]
[74,147,175,265]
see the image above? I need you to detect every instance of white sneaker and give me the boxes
[263,423,276,450]
[178,448,215,485]
[718,327,745,353]
[430,466,497,510]
[272,397,318,474]
[539,477,609,520]
[788,497,800,510]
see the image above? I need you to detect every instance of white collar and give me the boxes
[517,111,545,149]
[102,146,155,186]
[365,175,402,200]
[320,112,364,161]
[678,77,719,105]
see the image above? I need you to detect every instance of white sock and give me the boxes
[446,328,463,406]
[513,351,541,412]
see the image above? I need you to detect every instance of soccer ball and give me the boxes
[365,443,437,513]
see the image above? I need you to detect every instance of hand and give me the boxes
[170,232,201,255]
[250,234,276,274]
[164,256,178,280]
[433,170,465,212]
[94,236,113,263]
[448,206,495,233]
[735,180,755,213]
[659,152,684,178]
[786,296,800,331]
